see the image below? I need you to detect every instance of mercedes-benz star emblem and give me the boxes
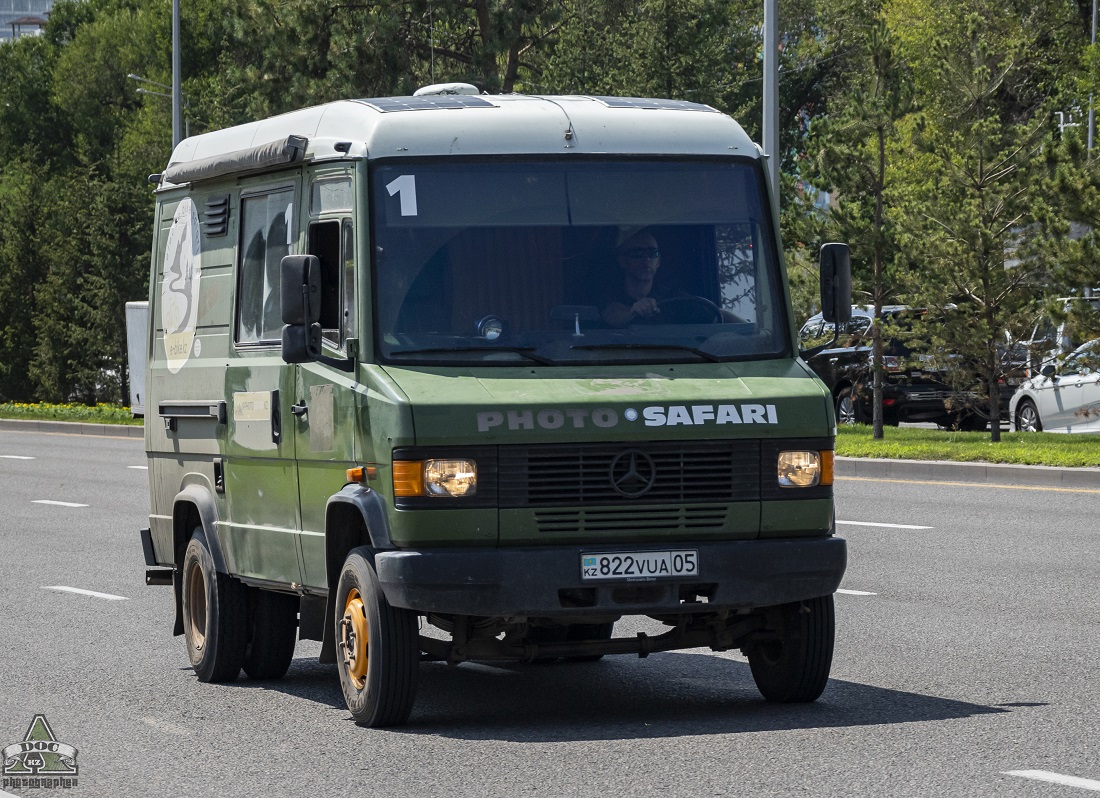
[608,449,657,497]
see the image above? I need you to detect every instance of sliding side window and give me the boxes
[237,189,295,344]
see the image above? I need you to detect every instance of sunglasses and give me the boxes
[621,247,660,260]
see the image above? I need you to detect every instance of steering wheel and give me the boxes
[656,296,723,324]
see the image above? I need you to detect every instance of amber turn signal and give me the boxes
[392,460,424,497]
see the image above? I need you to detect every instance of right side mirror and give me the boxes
[819,243,852,326]
[1041,364,1057,379]
[279,253,355,372]
[280,255,322,364]
[280,255,321,326]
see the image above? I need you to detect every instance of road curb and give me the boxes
[0,417,144,439]
[836,456,1100,489]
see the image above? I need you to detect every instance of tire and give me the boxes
[1015,399,1042,432]
[747,595,835,703]
[335,548,419,727]
[565,622,615,663]
[242,589,299,680]
[181,527,248,683]
[835,388,865,426]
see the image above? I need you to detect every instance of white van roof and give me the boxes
[159,94,758,188]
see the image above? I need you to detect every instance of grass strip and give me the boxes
[0,402,142,426]
[837,424,1100,468]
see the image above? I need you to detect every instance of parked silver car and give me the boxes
[1009,339,1100,432]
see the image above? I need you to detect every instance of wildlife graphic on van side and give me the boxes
[161,197,201,373]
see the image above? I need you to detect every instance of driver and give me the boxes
[601,228,672,327]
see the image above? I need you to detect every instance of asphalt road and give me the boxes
[1,428,1099,797]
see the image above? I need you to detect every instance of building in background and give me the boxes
[0,0,53,41]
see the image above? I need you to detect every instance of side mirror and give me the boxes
[281,255,321,326]
[280,254,354,372]
[819,243,852,326]
[1041,364,1056,379]
[281,324,322,364]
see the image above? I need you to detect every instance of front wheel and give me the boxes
[1015,399,1042,432]
[746,595,835,703]
[335,548,419,727]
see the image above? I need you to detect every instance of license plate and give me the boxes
[581,550,699,581]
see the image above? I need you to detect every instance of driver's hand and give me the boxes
[632,297,659,318]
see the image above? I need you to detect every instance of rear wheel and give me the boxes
[242,589,298,680]
[746,595,834,703]
[335,548,419,727]
[181,528,248,683]
[835,388,865,425]
[1016,399,1042,432]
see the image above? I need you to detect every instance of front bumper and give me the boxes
[375,536,847,617]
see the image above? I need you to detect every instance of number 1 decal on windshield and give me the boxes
[386,175,418,216]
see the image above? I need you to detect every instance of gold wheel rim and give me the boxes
[339,588,369,689]
[185,561,207,651]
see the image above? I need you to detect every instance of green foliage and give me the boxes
[0,0,1096,441]
[0,401,139,425]
[888,2,1071,441]
[837,423,1100,467]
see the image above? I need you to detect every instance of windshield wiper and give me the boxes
[570,343,722,362]
[389,346,557,365]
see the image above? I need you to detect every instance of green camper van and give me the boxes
[138,86,850,727]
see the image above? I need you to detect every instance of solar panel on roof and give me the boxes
[589,96,716,112]
[354,96,496,113]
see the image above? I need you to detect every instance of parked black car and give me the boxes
[799,306,986,429]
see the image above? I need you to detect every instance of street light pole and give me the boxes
[172,0,182,148]
[763,0,779,216]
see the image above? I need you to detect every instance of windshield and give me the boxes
[371,158,788,365]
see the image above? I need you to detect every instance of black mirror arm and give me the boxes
[313,352,355,372]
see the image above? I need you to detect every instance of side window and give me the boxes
[800,319,835,349]
[311,176,353,215]
[237,189,294,344]
[306,218,356,350]
[843,316,871,345]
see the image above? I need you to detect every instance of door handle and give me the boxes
[290,402,308,417]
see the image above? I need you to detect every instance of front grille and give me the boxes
[535,504,730,534]
[499,440,760,507]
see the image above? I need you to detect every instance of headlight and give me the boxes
[393,459,478,497]
[777,450,833,488]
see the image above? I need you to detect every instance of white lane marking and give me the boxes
[128,465,148,470]
[1,455,35,460]
[32,500,89,508]
[2,789,23,798]
[142,717,191,736]
[42,586,128,601]
[837,520,933,530]
[1005,771,1100,792]
[837,589,878,596]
